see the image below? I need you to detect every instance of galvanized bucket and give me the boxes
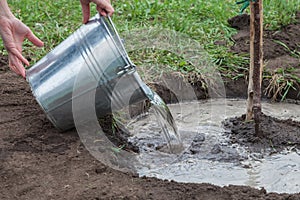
[26,15,148,131]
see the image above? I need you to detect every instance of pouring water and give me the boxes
[141,85,184,154]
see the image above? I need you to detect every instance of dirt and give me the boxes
[1,13,300,200]
[226,12,300,100]
[223,113,300,154]
[219,13,300,157]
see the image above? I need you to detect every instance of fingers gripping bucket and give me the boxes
[26,15,148,131]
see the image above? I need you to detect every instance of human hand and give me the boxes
[80,0,114,24]
[0,17,44,77]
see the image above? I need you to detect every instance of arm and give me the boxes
[0,0,43,77]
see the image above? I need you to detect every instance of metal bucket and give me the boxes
[26,15,148,131]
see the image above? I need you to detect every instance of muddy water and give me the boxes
[126,99,300,194]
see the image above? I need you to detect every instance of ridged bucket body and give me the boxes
[26,15,147,131]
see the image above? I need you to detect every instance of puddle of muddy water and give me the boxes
[122,99,300,194]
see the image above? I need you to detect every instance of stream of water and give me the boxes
[141,85,184,154]
[124,99,300,194]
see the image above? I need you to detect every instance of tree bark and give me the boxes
[246,0,263,137]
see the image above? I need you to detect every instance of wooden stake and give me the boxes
[246,0,263,136]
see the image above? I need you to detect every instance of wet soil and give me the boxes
[223,113,300,154]
[1,13,300,200]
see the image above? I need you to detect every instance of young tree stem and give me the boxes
[246,0,263,137]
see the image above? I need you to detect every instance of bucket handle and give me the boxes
[102,15,136,74]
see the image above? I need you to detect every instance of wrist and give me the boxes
[0,1,15,19]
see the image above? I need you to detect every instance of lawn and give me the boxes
[1,0,300,80]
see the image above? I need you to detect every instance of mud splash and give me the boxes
[124,99,300,193]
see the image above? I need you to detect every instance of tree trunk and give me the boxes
[246,0,264,137]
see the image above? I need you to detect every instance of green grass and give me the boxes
[1,0,299,82]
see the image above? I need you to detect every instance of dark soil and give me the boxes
[219,13,300,156]
[225,12,300,100]
[2,61,295,200]
[1,13,300,200]
[223,113,300,153]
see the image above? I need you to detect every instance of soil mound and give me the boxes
[223,13,300,155]
[223,113,300,153]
